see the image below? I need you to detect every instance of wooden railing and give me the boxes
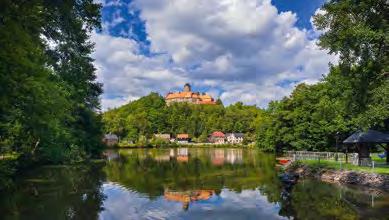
[285,151,359,165]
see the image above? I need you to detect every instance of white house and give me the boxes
[103,133,119,146]
[225,133,244,144]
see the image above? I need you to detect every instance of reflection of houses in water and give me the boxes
[104,150,119,161]
[177,148,189,162]
[177,148,188,156]
[212,149,225,165]
[164,189,215,210]
[226,149,243,164]
[211,149,243,165]
[168,148,189,162]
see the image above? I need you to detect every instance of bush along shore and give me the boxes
[286,161,389,192]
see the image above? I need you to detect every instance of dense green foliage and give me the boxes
[256,0,389,152]
[0,0,104,186]
[103,93,263,144]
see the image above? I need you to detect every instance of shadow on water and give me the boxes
[0,163,107,220]
[1,148,388,219]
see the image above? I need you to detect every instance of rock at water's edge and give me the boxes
[287,163,389,192]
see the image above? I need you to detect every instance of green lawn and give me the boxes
[300,159,389,175]
[371,153,386,163]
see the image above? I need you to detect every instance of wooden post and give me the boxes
[386,144,389,165]
[358,143,372,166]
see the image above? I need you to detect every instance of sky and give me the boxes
[92,0,338,111]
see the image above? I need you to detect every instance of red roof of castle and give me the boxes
[165,90,216,105]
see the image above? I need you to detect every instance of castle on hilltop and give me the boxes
[165,83,216,106]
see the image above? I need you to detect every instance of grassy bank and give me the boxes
[299,160,389,175]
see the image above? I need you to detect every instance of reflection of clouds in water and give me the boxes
[99,182,182,219]
[99,183,286,220]
[181,189,286,220]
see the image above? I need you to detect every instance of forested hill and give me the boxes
[102,93,264,143]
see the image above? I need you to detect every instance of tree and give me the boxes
[0,0,103,166]
[256,0,388,152]
[314,0,388,127]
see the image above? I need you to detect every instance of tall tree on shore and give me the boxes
[256,0,388,151]
[42,0,104,156]
[0,0,103,165]
[314,0,389,129]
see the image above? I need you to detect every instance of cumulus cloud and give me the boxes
[99,183,286,219]
[93,0,337,110]
[92,33,191,110]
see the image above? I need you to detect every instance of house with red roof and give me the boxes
[208,131,225,144]
[176,133,190,143]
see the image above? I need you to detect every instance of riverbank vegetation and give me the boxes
[0,0,104,189]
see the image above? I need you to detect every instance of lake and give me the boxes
[1,148,388,219]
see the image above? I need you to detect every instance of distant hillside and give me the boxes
[102,92,264,143]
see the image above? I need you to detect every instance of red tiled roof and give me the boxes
[211,131,225,137]
[177,134,189,139]
[166,92,199,99]
[165,91,216,105]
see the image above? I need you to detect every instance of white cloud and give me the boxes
[99,183,287,219]
[93,0,338,110]
[92,33,191,110]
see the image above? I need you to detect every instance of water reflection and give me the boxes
[0,163,107,219]
[0,148,388,219]
[164,189,215,210]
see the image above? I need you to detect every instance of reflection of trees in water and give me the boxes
[0,163,107,219]
[105,148,281,201]
[275,178,389,220]
[107,149,389,219]
[279,180,358,220]
[105,149,389,219]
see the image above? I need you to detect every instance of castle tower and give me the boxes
[183,83,191,92]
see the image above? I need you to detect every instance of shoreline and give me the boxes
[287,162,389,192]
[109,143,251,149]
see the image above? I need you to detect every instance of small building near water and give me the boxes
[209,131,225,144]
[103,133,119,146]
[226,133,244,144]
[176,133,190,143]
[343,129,389,166]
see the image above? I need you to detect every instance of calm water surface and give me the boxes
[1,148,388,219]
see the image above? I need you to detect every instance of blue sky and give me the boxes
[272,0,326,29]
[93,0,336,110]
